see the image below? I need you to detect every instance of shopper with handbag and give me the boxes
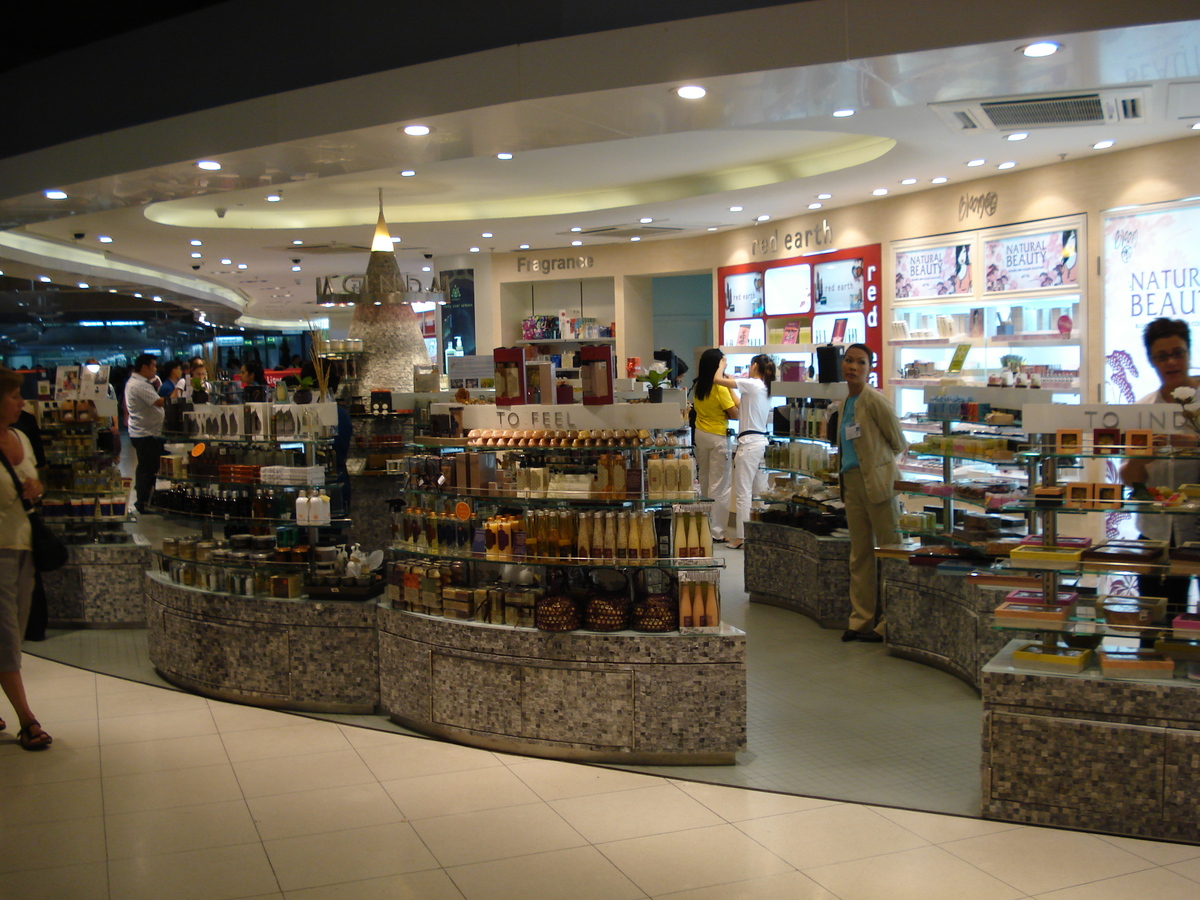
[0,368,52,750]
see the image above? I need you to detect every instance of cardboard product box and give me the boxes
[580,344,616,405]
[525,361,556,404]
[494,347,526,407]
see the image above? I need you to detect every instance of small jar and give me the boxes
[177,538,196,560]
[161,537,178,557]
[196,541,214,562]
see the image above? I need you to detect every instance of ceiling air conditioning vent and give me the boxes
[931,87,1149,131]
[565,224,686,239]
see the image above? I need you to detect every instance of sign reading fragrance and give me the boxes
[893,245,972,299]
[1102,200,1200,404]
[984,230,1079,292]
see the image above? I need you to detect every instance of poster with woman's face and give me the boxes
[893,245,972,299]
[722,318,766,347]
[814,258,864,310]
[723,272,765,317]
[984,230,1079,292]
[763,262,811,315]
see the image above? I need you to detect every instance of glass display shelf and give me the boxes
[391,488,709,507]
[156,474,337,489]
[146,505,351,527]
[983,638,1200,687]
[1000,498,1198,515]
[162,431,334,445]
[151,548,315,572]
[388,545,724,569]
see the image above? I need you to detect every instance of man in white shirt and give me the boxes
[124,353,165,514]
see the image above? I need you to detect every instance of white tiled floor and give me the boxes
[3,653,1199,899]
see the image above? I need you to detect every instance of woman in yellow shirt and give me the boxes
[691,349,738,542]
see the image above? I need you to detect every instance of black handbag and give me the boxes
[0,445,68,573]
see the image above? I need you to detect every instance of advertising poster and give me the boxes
[763,262,811,315]
[766,316,811,345]
[723,271,764,317]
[814,258,864,310]
[984,230,1079,292]
[1103,201,1200,404]
[55,365,81,399]
[812,312,866,346]
[893,245,972,299]
[722,318,766,347]
[440,268,476,357]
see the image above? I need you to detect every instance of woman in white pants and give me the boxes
[714,354,775,548]
[691,349,738,541]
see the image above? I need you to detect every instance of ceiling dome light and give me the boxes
[676,85,706,100]
[809,203,823,210]
[756,215,771,222]
[266,193,282,202]
[1022,41,1060,58]
[817,194,832,200]
[404,124,431,136]
[196,160,221,170]
[872,188,888,196]
[900,178,917,185]
[1093,139,1115,150]
[832,109,855,118]
[98,235,113,243]
[967,159,986,167]
[190,239,202,246]
[44,190,67,200]
[400,170,416,177]
[1007,132,1029,141]
[931,176,948,184]
[497,152,513,160]
[729,206,743,212]
[997,161,1017,169]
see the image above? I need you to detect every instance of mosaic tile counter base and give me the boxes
[146,573,379,713]
[744,522,851,627]
[378,606,747,764]
[982,648,1200,844]
[881,557,1034,688]
[44,541,151,626]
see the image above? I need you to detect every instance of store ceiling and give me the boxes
[0,13,1198,330]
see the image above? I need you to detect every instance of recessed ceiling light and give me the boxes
[190,239,203,246]
[401,170,416,177]
[497,152,513,160]
[520,244,530,250]
[38,276,51,283]
[900,178,917,185]
[572,240,583,246]
[967,159,986,167]
[707,226,718,232]
[404,124,431,136]
[676,85,706,100]
[756,215,771,222]
[153,296,162,302]
[470,247,480,253]
[390,237,402,244]
[571,227,582,232]
[44,190,67,200]
[1093,139,1115,149]
[221,258,232,265]
[293,239,303,245]
[1022,41,1060,58]
[107,288,117,293]
[832,109,855,117]
[817,193,832,200]
[77,282,89,289]
[237,263,248,269]
[729,206,743,212]
[631,237,641,242]
[932,176,948,184]
[640,217,653,224]
[133,293,143,298]
[998,161,1017,169]
[1193,122,1200,130]
[98,235,113,243]
[190,252,202,259]
[1007,132,1029,141]
[266,193,281,202]
[291,265,301,272]
[422,266,431,272]
[808,203,823,210]
[196,160,221,170]
[872,188,888,196]
[482,232,493,238]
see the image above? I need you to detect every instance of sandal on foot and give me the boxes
[17,721,51,751]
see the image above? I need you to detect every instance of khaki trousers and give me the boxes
[841,467,898,634]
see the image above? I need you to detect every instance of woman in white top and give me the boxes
[713,353,776,548]
[0,368,51,749]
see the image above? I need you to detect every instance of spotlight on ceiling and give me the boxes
[676,85,706,100]
[196,160,222,170]
[1021,41,1060,58]
[404,124,431,136]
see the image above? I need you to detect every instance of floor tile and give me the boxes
[102,762,244,814]
[98,684,210,718]
[0,744,100,787]
[509,757,665,800]
[447,845,645,900]
[22,692,100,723]
[335,722,419,749]
[282,868,465,899]
[943,826,1155,895]
[1096,833,1200,866]
[21,716,100,749]
[355,738,504,782]
[208,700,307,733]
[0,816,107,874]
[382,765,542,820]
[805,843,1024,900]
[108,842,279,900]
[100,732,229,776]
[233,748,376,799]
[97,706,217,745]
[248,782,405,840]
[597,823,794,897]
[550,782,725,843]
[871,806,1024,844]
[735,803,928,870]
[15,671,97,700]
[264,822,440,893]
[220,720,352,763]
[0,861,110,900]
[1167,855,1200,883]
[672,780,840,822]
[650,870,837,900]
[412,802,588,868]
[3,776,104,824]
[105,799,260,859]
[1032,866,1200,899]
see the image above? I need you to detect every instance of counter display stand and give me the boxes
[36,402,149,626]
[377,418,746,764]
[144,403,380,713]
[980,425,1200,843]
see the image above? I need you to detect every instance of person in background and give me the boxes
[0,367,51,749]
[691,349,738,543]
[713,353,775,549]
[13,396,47,642]
[1120,317,1200,621]
[124,353,165,515]
[159,360,185,399]
[187,357,211,399]
[240,361,268,402]
[834,343,906,642]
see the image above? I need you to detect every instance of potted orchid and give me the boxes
[636,362,671,402]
